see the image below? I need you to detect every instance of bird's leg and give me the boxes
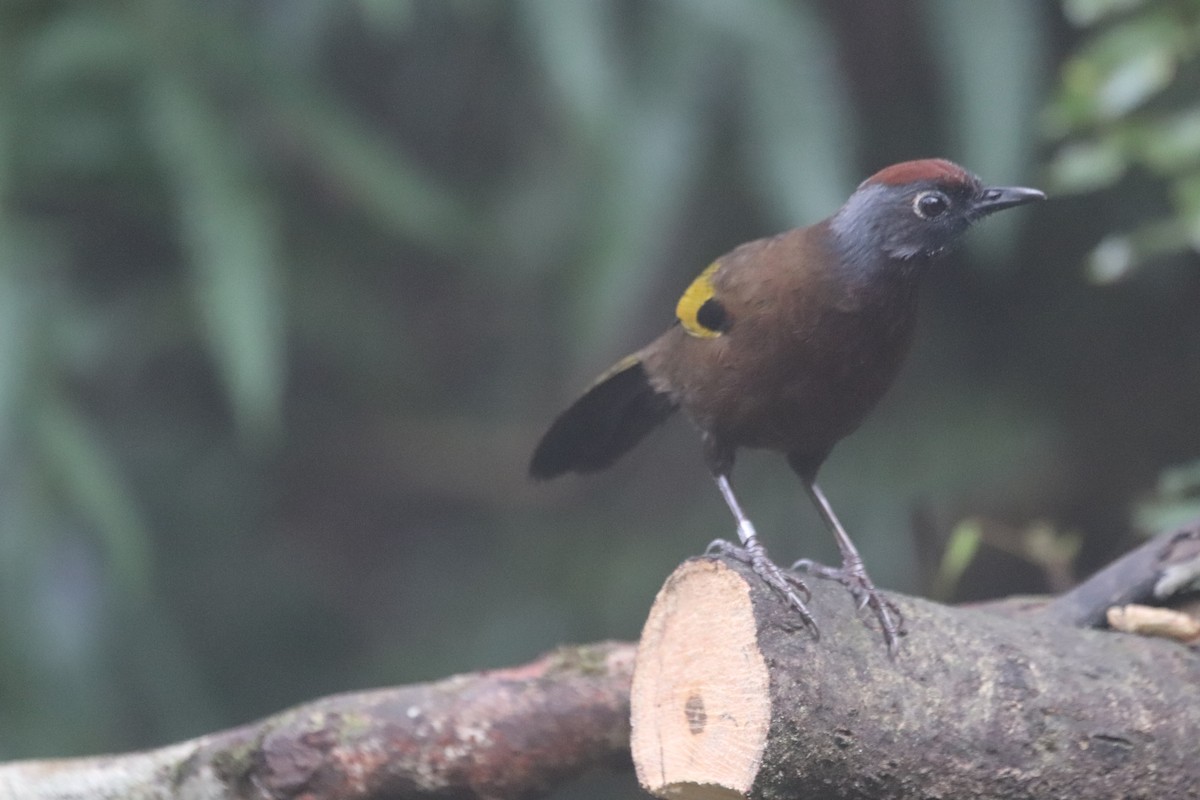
[706,474,818,637]
[793,480,903,654]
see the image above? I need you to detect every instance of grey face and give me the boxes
[830,178,1044,265]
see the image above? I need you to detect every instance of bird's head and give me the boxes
[829,159,1044,265]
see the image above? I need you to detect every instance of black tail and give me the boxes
[529,356,677,479]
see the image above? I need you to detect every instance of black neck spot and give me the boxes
[696,297,730,333]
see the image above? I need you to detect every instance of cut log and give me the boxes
[630,556,1200,800]
[631,555,769,798]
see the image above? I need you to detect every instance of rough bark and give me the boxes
[631,556,1200,800]
[4,528,1199,800]
[0,642,635,800]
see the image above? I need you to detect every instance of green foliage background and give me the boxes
[1,0,1198,786]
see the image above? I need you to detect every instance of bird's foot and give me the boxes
[792,556,904,655]
[707,536,818,638]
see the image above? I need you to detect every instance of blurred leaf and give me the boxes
[559,0,860,362]
[932,518,982,600]
[1047,137,1128,192]
[354,0,417,33]
[1134,458,1200,534]
[1055,11,1182,128]
[270,88,473,251]
[551,3,714,363]
[0,250,36,450]
[144,74,285,442]
[1172,171,1200,241]
[7,7,137,179]
[738,1,857,224]
[1087,233,1137,282]
[1086,218,1188,282]
[924,0,1047,262]
[32,394,152,596]
[1094,44,1175,119]
[671,0,856,221]
[574,109,706,365]
[0,95,38,449]
[1140,109,1200,172]
[939,517,1081,596]
[518,0,620,141]
[1049,0,1200,275]
[1020,521,1082,573]
[136,0,472,253]
[1141,497,1200,537]
[487,145,591,283]
[1062,0,1148,26]
[16,6,138,85]
[1156,457,1200,497]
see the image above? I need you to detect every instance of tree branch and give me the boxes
[0,642,635,800]
[4,527,1200,800]
[1038,522,1200,627]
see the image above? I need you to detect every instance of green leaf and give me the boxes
[0,242,37,450]
[739,0,857,225]
[1046,138,1128,193]
[1172,171,1200,235]
[1087,233,1137,282]
[933,519,983,600]
[1135,458,1200,534]
[1086,218,1189,282]
[0,102,39,450]
[32,394,152,597]
[16,5,139,86]
[1062,0,1149,26]
[354,0,418,33]
[1142,110,1200,172]
[667,0,856,222]
[923,0,1047,263]
[518,0,620,140]
[144,74,285,442]
[567,12,710,363]
[1095,45,1175,118]
[269,88,473,250]
[1055,12,1182,128]
[132,0,471,253]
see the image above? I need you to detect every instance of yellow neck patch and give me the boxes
[676,262,724,338]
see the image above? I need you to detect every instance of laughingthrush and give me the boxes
[530,159,1045,652]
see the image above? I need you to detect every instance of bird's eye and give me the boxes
[913,191,950,220]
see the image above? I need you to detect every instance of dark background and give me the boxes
[2,1,1198,790]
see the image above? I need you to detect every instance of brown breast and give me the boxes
[642,222,922,466]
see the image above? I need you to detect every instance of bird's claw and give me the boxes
[705,538,735,556]
[709,537,818,636]
[792,557,904,655]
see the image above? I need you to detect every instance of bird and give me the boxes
[529,159,1044,652]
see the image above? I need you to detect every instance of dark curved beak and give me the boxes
[972,185,1046,217]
